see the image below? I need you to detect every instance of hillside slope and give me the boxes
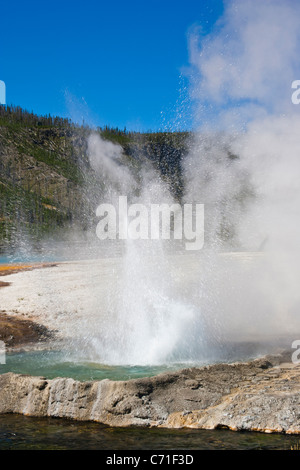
[0,106,188,252]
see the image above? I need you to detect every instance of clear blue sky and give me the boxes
[0,0,224,131]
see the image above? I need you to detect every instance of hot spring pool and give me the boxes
[0,338,280,382]
[0,349,202,381]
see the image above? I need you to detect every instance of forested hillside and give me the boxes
[0,105,188,252]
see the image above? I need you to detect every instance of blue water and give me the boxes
[0,240,125,265]
[0,253,58,264]
[0,350,194,382]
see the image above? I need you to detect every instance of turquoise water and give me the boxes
[0,240,125,264]
[1,347,266,382]
[0,252,59,264]
[1,342,277,381]
[1,350,195,381]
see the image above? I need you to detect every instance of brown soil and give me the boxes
[0,313,54,349]
[0,281,10,287]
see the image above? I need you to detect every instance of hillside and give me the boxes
[0,106,188,253]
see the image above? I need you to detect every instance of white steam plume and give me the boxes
[88,133,136,193]
[183,0,300,342]
[188,0,300,128]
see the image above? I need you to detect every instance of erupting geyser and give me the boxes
[72,0,300,366]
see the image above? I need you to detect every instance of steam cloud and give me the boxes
[183,0,300,342]
[188,0,300,127]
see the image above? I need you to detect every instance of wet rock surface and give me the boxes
[0,350,300,433]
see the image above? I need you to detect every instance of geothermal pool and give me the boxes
[1,349,189,381]
[1,344,272,382]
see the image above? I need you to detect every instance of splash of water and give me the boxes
[42,0,300,366]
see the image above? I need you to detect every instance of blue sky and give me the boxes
[0,0,224,131]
